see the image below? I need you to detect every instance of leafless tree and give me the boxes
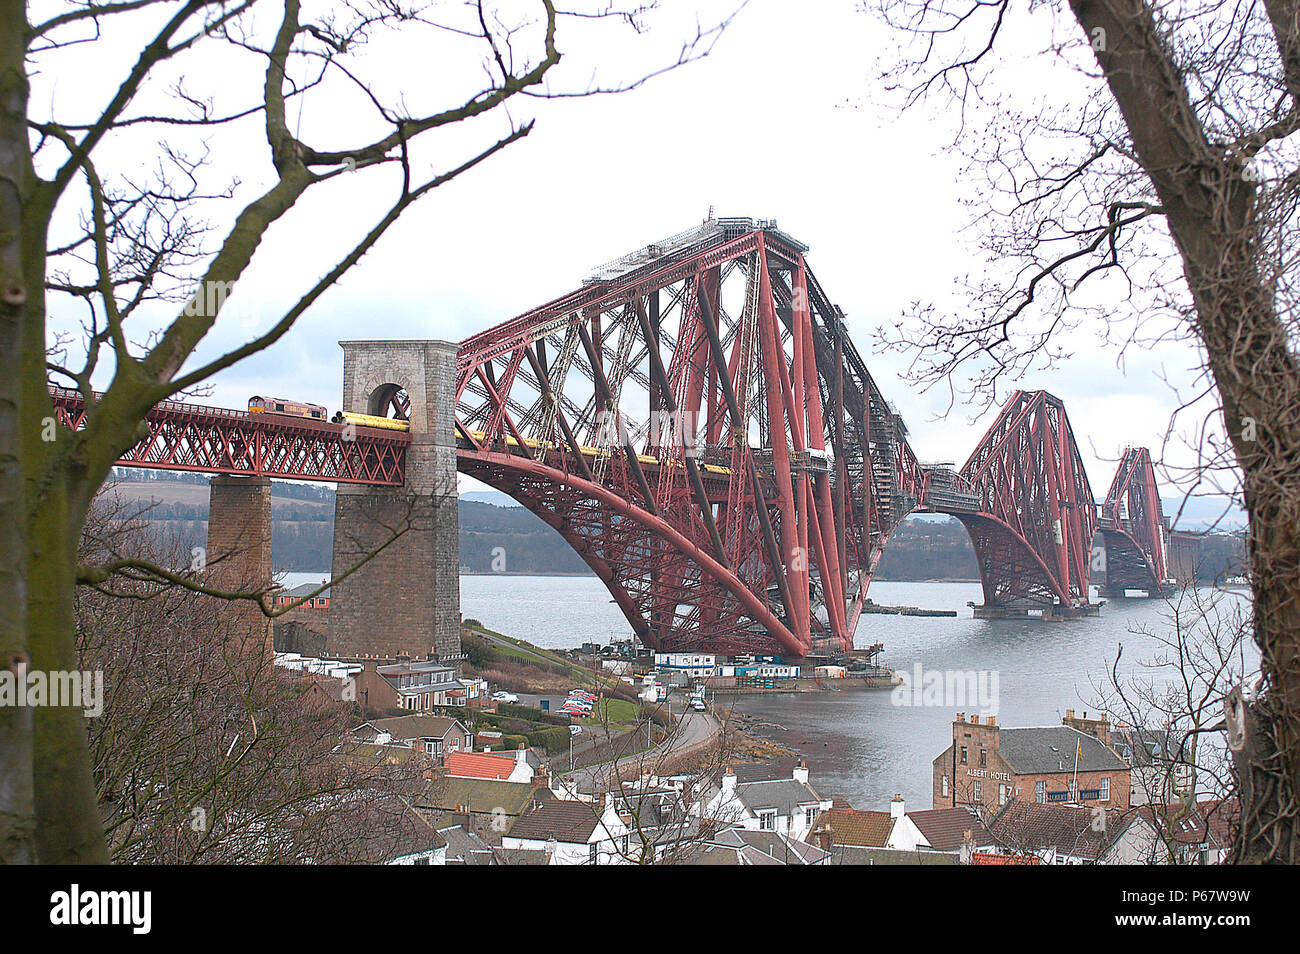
[78,497,425,863]
[868,0,1300,862]
[1086,585,1251,861]
[0,0,735,863]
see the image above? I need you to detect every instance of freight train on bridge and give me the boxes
[54,217,1200,661]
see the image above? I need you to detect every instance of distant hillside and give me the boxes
[101,471,585,574]
[100,470,1246,580]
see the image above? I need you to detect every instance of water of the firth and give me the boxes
[283,571,1255,812]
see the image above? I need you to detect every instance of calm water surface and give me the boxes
[315,571,1256,810]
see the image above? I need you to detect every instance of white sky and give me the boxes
[37,0,1228,512]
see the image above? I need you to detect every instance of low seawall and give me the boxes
[707,673,902,694]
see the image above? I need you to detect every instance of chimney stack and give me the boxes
[890,794,905,820]
[816,825,832,852]
[793,760,809,785]
[722,767,736,793]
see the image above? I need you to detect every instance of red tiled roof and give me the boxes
[809,808,894,848]
[972,850,1042,865]
[446,751,517,780]
[1199,798,1239,849]
[908,807,992,852]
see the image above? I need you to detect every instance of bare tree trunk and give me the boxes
[0,0,34,865]
[1071,0,1300,862]
[29,470,107,862]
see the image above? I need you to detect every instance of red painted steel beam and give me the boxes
[1101,446,1169,592]
[459,448,809,656]
[49,386,409,485]
[457,220,1109,655]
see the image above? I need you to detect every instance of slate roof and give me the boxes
[830,846,961,866]
[702,828,827,865]
[987,800,1134,861]
[998,726,1129,774]
[728,758,798,783]
[438,824,494,865]
[734,779,824,818]
[506,800,606,844]
[907,807,993,852]
[808,808,894,848]
[282,582,330,599]
[1112,726,1185,766]
[353,793,446,864]
[359,715,465,742]
[417,776,549,816]
[492,846,550,865]
[679,843,743,865]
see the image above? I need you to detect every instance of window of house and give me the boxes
[999,784,1008,805]
[589,843,598,865]
[1036,780,1046,803]
[805,807,817,827]
[1100,777,1110,801]
[972,780,981,801]
[622,834,630,854]
[979,749,987,767]
[759,811,775,831]
[960,746,968,764]
[942,775,949,797]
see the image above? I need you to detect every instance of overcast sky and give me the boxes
[40,0,1228,513]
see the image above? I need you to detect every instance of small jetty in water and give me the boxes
[861,599,957,618]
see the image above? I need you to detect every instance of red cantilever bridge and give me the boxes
[456,217,1109,658]
[60,218,1185,659]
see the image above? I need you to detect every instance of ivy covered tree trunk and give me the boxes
[0,0,709,863]
[0,0,34,866]
[1071,0,1300,861]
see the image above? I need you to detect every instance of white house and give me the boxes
[883,796,929,850]
[501,795,633,865]
[703,762,832,841]
[979,800,1167,865]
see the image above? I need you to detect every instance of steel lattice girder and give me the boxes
[455,221,926,657]
[1100,446,1169,592]
[956,389,1097,608]
[48,387,409,485]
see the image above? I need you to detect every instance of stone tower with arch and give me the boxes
[328,339,461,661]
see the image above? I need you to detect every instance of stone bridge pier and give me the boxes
[327,340,461,662]
[206,474,274,655]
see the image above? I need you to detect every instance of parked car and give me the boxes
[569,690,597,701]
[691,699,707,712]
[491,690,519,704]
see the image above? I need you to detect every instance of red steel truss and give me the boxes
[1099,446,1171,596]
[49,386,409,485]
[458,218,926,657]
[458,221,1102,652]
[950,390,1097,613]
